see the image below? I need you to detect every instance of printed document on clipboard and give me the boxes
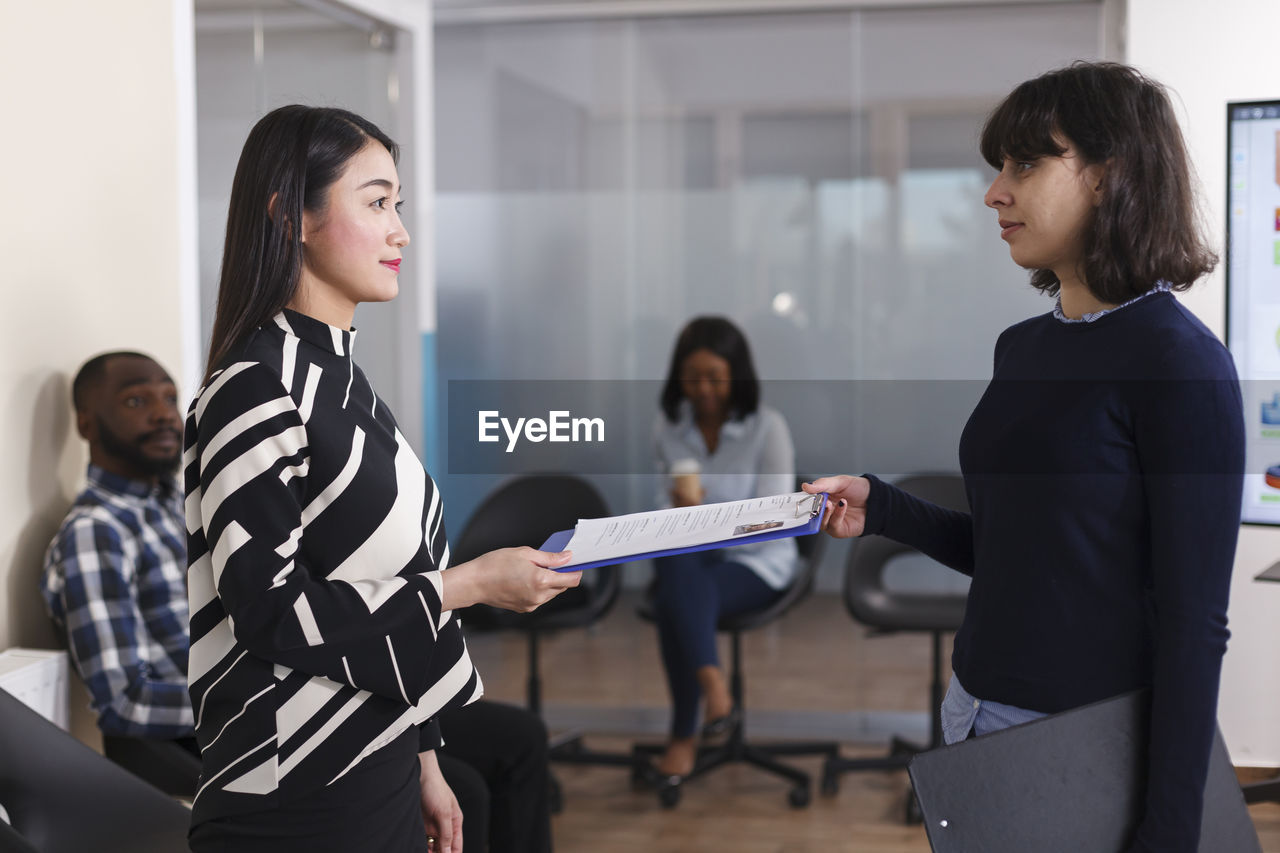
[541,491,827,571]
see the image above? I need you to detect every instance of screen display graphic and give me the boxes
[1227,100,1280,525]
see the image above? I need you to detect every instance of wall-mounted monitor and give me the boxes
[1226,99,1280,525]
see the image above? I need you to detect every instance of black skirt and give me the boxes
[189,727,428,853]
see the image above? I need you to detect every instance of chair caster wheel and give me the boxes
[658,781,682,809]
[820,768,839,796]
[788,785,811,808]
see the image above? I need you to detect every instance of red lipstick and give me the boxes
[381,259,402,273]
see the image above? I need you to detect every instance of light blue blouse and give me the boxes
[652,402,798,590]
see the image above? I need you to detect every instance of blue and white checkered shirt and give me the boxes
[1052,280,1172,323]
[43,464,194,738]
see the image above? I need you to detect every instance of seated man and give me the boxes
[43,352,554,851]
[42,351,199,795]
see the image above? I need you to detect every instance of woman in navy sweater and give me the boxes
[185,106,581,852]
[807,63,1244,852]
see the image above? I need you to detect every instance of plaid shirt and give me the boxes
[43,464,194,738]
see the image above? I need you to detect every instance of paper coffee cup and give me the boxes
[670,458,702,503]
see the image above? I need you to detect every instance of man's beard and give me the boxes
[97,418,181,477]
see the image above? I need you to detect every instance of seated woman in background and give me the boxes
[650,316,797,778]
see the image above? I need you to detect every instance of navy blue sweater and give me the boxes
[864,292,1244,851]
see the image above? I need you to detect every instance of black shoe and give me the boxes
[700,706,742,741]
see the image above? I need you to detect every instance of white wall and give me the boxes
[1128,0,1280,768]
[0,0,196,743]
[0,0,192,648]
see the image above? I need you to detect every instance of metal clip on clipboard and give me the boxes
[795,492,823,519]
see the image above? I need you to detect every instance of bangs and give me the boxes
[979,81,1068,169]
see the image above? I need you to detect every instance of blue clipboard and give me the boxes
[540,493,827,571]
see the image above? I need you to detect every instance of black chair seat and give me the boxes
[851,591,966,632]
[716,570,812,633]
[635,578,805,634]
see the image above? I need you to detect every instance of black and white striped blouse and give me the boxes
[184,308,480,824]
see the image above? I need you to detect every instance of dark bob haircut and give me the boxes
[980,61,1216,303]
[204,105,398,384]
[660,316,760,423]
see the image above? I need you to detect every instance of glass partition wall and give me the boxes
[193,0,422,449]
[434,4,1106,588]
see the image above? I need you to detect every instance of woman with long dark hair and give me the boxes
[650,316,797,778]
[807,63,1244,851]
[184,105,580,852]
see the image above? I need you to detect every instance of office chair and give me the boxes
[819,472,969,822]
[633,480,841,809]
[450,473,636,809]
[0,687,191,853]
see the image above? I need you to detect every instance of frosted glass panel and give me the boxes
[434,5,1103,584]
[742,113,870,182]
[195,7,417,446]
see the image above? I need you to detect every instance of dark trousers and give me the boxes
[653,551,781,738]
[437,752,489,851]
[438,700,553,853]
[102,734,202,797]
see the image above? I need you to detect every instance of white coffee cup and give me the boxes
[670,458,702,505]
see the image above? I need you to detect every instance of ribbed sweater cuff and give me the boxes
[861,473,890,537]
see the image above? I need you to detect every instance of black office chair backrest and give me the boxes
[844,473,969,633]
[0,688,190,853]
[451,473,620,630]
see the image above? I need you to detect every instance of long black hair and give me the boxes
[980,61,1216,303]
[660,316,760,423]
[203,105,399,384]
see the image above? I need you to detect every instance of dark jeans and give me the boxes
[653,551,782,738]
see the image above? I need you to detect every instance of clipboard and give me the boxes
[907,689,1260,852]
[540,493,827,571]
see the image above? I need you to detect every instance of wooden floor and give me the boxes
[466,591,1280,853]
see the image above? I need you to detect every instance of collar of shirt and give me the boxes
[1052,281,1172,324]
[675,400,750,449]
[86,463,179,502]
[274,307,358,357]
